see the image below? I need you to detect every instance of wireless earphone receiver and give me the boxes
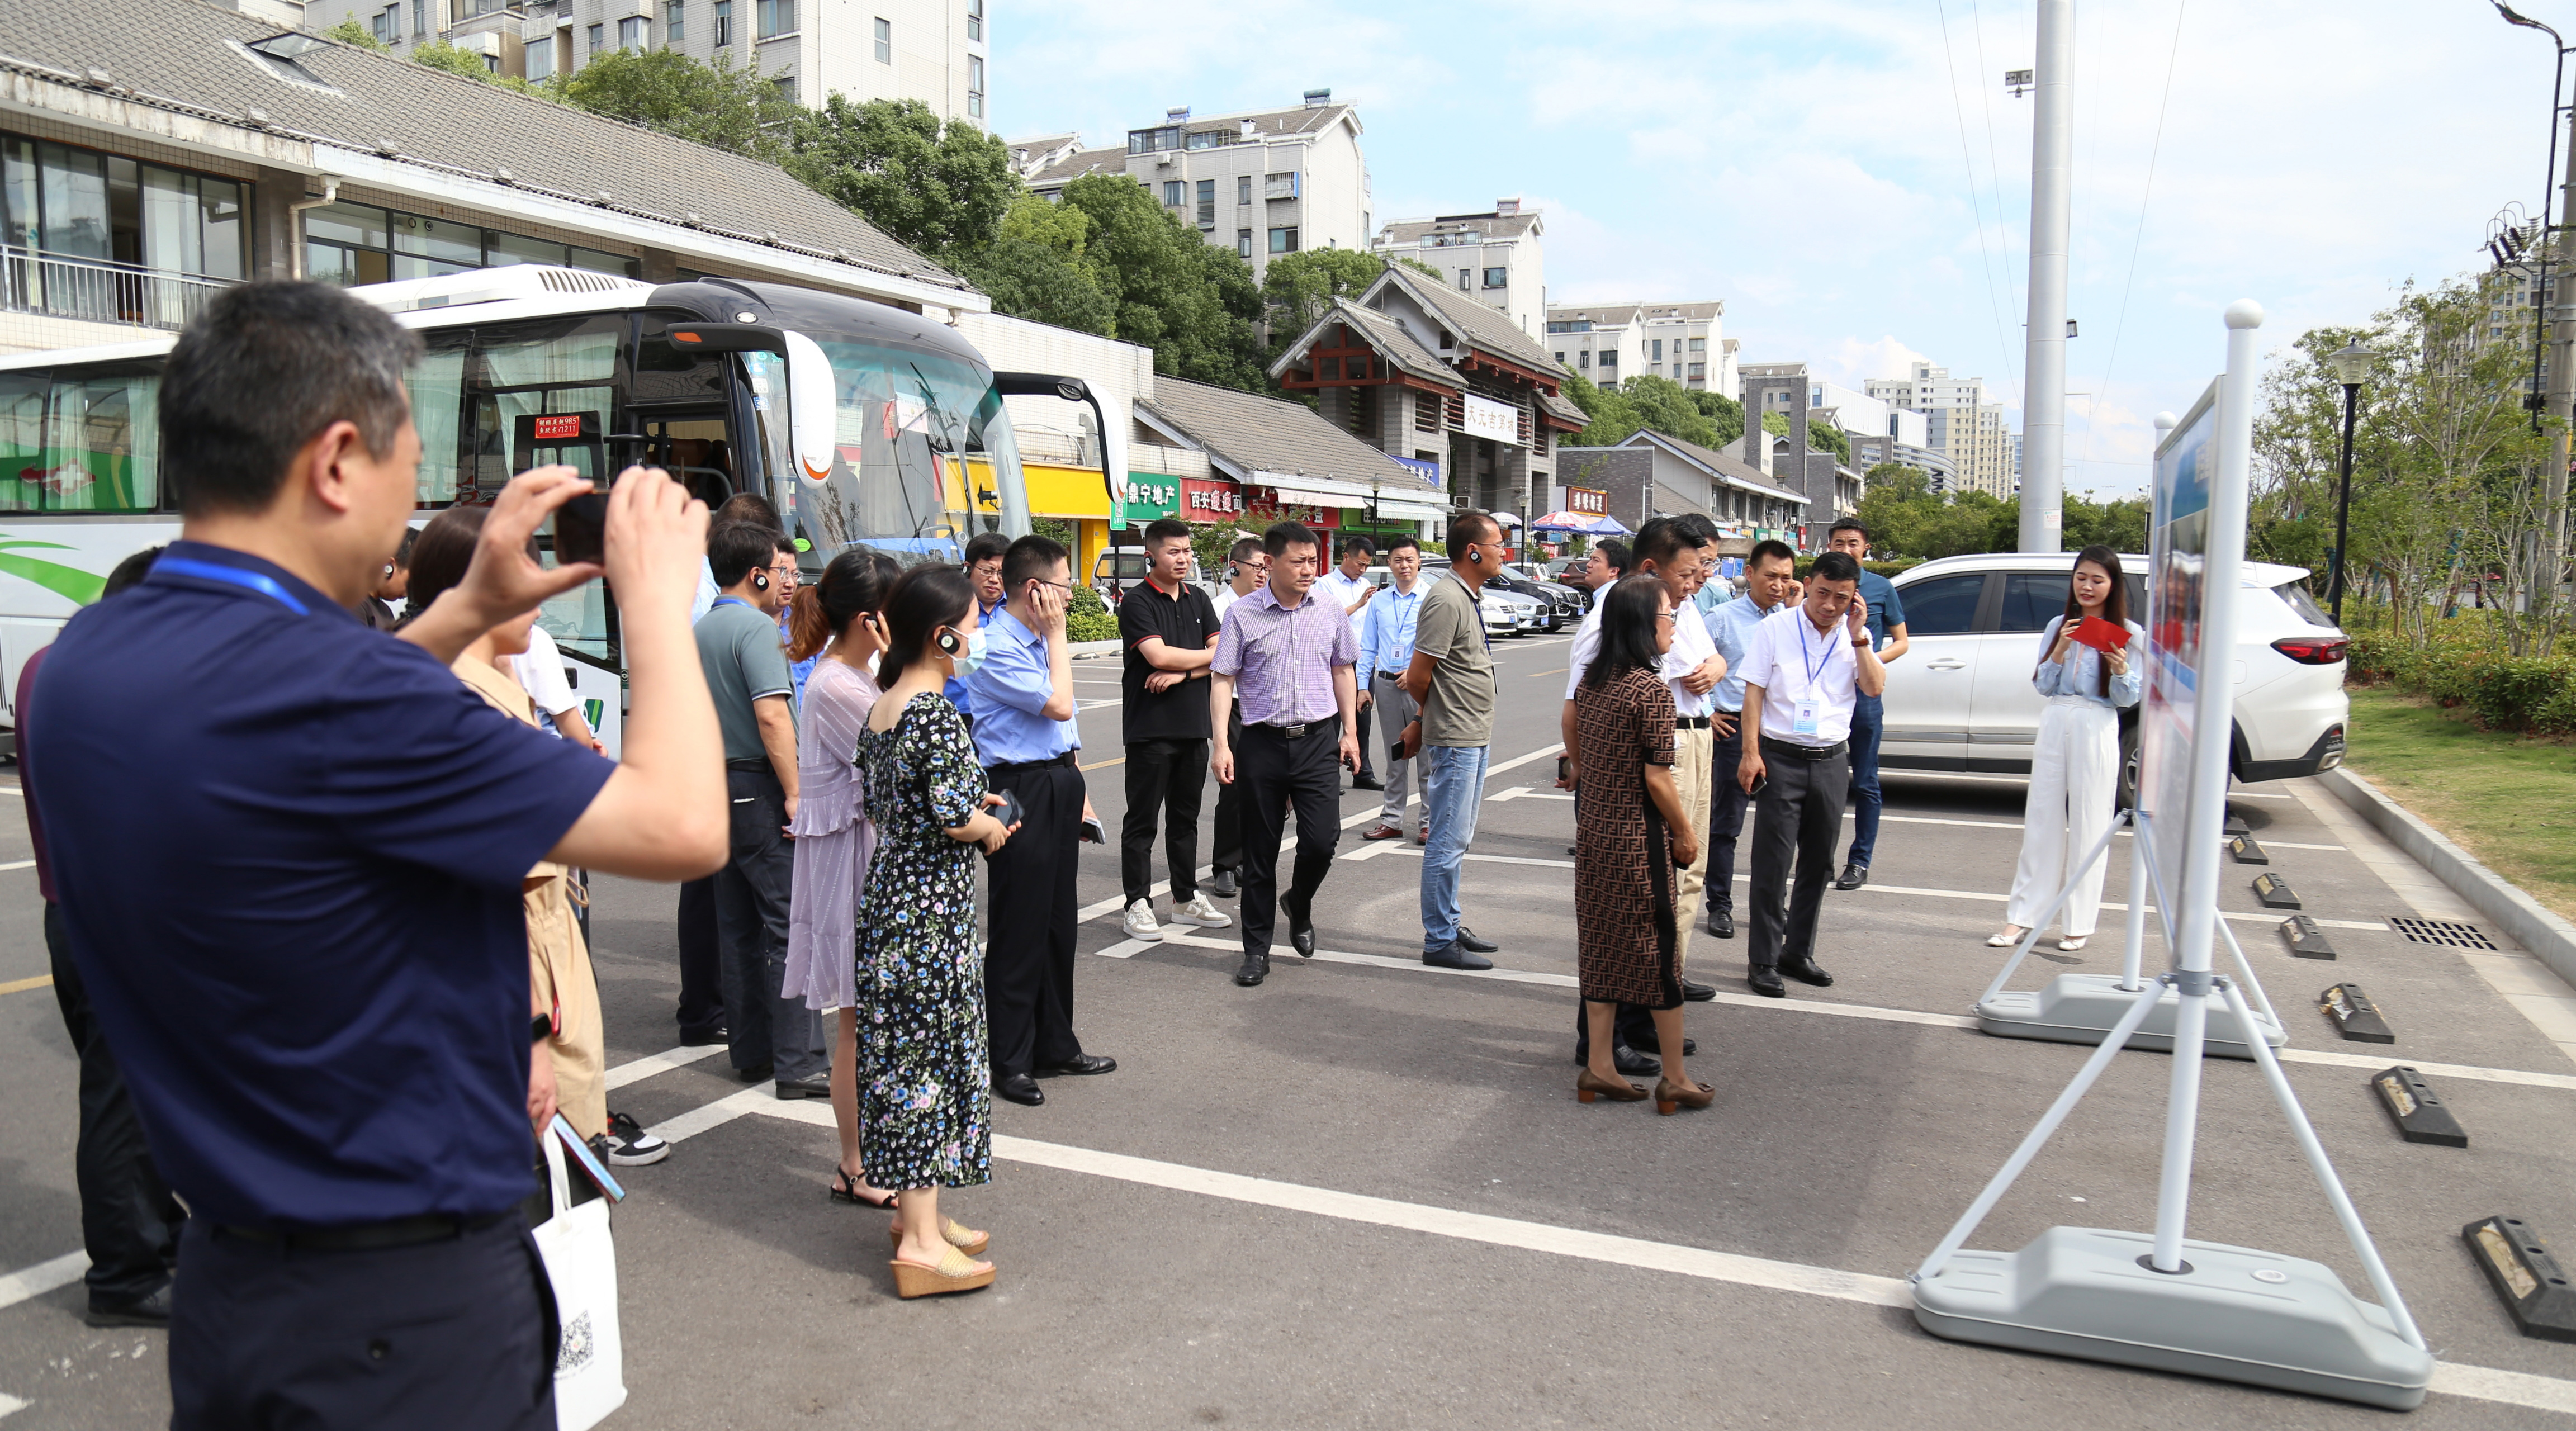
[936,629,961,655]
[751,568,770,593]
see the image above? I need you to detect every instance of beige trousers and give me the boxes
[1670,725,1714,975]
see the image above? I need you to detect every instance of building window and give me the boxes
[1578,352,1589,369]
[1267,226,1299,254]
[525,35,553,79]
[1597,350,1618,369]
[1554,351,1565,363]
[373,8,395,42]
[617,16,647,49]
[1456,269,1470,291]
[1237,174,1251,206]
[1687,362,1706,381]
[1162,180,1184,207]
[1127,126,1182,154]
[967,55,983,117]
[773,75,795,103]
[872,15,890,60]
[587,22,603,51]
[967,0,982,41]
[0,135,249,297]
[302,199,636,291]
[1237,229,1252,258]
[665,0,682,44]
[712,0,730,43]
[1195,179,1215,228]
[757,0,793,36]
[1482,266,1506,289]
[1688,337,1706,352]
[411,0,427,37]
[1264,171,1298,200]
[1650,339,1663,361]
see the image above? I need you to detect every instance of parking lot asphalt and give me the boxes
[2,627,2574,1427]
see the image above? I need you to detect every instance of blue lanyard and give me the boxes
[711,597,751,610]
[1796,615,1833,690]
[158,558,310,616]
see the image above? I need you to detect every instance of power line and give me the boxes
[1968,0,2025,406]
[2079,0,2188,477]
[1937,0,2019,398]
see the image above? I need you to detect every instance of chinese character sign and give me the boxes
[1181,477,1246,522]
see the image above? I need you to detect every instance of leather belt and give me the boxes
[724,758,774,773]
[1252,721,1325,740]
[1674,716,1711,729]
[1760,736,1848,761]
[987,752,1078,774]
[214,1209,515,1254]
[1375,671,1408,684]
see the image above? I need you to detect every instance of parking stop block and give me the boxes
[2227,833,2270,865]
[2318,983,2394,1043]
[2252,872,2301,909]
[2279,915,2336,959]
[2462,1216,2576,1342]
[2370,1067,2465,1146]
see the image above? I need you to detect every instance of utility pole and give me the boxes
[2550,102,2576,622]
[2018,0,2072,553]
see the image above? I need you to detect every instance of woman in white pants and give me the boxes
[1991,546,2143,953]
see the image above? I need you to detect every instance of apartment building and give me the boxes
[1736,362,1865,546]
[1015,91,1368,288]
[1863,359,2016,497]
[1542,300,1730,394]
[301,0,992,120]
[1370,200,1543,338]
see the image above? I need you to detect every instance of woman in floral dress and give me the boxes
[855,563,1019,1299]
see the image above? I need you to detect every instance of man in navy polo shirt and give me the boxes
[28,282,725,1431]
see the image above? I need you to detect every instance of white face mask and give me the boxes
[950,627,990,676]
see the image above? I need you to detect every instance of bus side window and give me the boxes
[0,365,163,514]
[465,316,627,506]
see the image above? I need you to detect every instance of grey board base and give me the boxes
[1977,973,2290,1060]
[1912,1226,2432,1411]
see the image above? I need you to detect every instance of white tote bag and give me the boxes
[534,1117,628,1431]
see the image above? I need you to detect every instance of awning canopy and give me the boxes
[1371,500,1452,523]
[1530,510,1633,536]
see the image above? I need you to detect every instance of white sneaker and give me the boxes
[1171,893,1233,928]
[1121,899,1164,941]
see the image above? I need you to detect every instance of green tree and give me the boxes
[1058,174,1265,391]
[557,48,797,159]
[1260,248,1385,352]
[324,18,387,49]
[956,193,1115,336]
[787,97,1020,262]
[1557,371,1642,447]
[410,39,495,79]
[1394,256,1444,281]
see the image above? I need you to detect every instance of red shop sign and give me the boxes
[1181,477,1247,522]
[1243,489,1340,530]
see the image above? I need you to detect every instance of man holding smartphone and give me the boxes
[1823,518,1908,890]
[968,534,1114,1107]
[1116,517,1229,941]
[1734,550,1887,998]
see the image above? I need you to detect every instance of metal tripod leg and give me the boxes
[1976,808,2133,1007]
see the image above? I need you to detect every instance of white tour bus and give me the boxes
[0,265,1114,756]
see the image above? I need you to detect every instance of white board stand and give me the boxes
[1910,302,2431,1409]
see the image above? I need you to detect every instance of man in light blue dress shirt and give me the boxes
[1356,535,1427,841]
[1702,539,1800,939]
[967,534,1114,1108]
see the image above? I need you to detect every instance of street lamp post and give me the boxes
[2324,340,2375,628]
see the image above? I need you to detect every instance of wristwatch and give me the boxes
[531,1013,554,1043]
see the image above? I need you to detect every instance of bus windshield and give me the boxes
[749,337,1025,565]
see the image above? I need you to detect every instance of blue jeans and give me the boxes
[1419,742,1490,951]
[1845,694,1885,868]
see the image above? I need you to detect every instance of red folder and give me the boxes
[2067,617,2129,654]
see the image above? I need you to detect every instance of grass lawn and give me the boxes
[2342,685,2576,922]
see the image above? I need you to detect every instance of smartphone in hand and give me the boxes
[1079,816,1106,845]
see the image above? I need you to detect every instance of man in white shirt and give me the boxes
[1205,537,1267,898]
[1314,534,1381,790]
[1734,549,1887,997]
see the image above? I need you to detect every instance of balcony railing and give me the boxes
[2,246,234,332]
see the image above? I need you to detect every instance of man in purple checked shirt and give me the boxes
[1209,520,1361,989]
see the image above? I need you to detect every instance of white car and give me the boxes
[1879,552,2349,799]
[1361,564,1518,638]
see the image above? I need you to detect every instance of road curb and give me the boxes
[1069,638,1121,659]
[2318,765,2576,986]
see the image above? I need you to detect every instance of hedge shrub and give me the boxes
[1066,585,1120,643]
[2347,626,2576,736]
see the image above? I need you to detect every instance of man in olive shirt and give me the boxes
[1397,511,1505,970]
[695,521,826,1098]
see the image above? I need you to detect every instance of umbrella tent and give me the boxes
[1528,510,1633,536]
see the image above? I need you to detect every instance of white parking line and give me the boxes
[603,1044,730,1090]
[670,1097,2575,1416]
[0,1250,87,1312]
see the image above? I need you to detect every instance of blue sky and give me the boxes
[991,1,2549,497]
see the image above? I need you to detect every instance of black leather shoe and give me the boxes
[678,1025,727,1046]
[1209,868,1239,898]
[1611,1043,1658,1077]
[736,1062,775,1084]
[1680,979,1715,1002]
[1351,773,1384,790]
[1706,906,1735,939]
[1782,958,1835,987]
[1287,910,1317,959]
[1834,863,1869,891]
[993,1073,1045,1106]
[1036,1053,1116,1077]
[1748,969,1786,998]
[1423,941,1493,971]
[775,1074,831,1100]
[84,1285,172,1329]
[1456,926,1499,955]
[1234,951,1270,987]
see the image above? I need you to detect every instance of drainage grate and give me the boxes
[2389,917,2498,950]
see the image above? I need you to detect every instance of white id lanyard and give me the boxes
[1792,619,1832,737]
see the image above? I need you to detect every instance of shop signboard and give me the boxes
[1243,489,1341,530]
[1461,392,1520,446]
[1180,476,1246,523]
[1117,473,1180,522]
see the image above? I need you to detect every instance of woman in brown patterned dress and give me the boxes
[1568,574,1712,1113]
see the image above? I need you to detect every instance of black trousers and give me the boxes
[1121,737,1208,904]
[1707,719,1751,912]
[1209,700,1246,874]
[674,874,724,1039]
[45,902,183,1305]
[714,766,825,1081]
[1235,724,1342,955]
[1352,700,1375,779]
[170,1217,555,1431]
[985,760,1086,1079]
[1746,740,1852,973]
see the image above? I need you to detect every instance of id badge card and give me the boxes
[1792,699,1821,737]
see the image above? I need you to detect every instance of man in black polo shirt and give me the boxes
[29,282,725,1430]
[1116,518,1230,941]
